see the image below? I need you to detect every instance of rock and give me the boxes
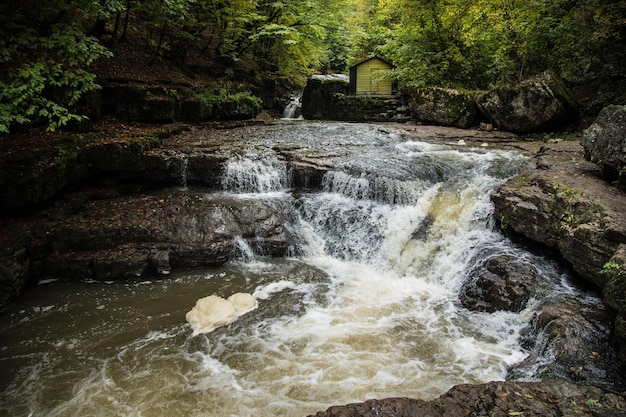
[102,85,176,122]
[330,95,401,122]
[308,379,626,417]
[582,104,626,188]
[24,191,294,280]
[0,134,165,215]
[0,246,29,313]
[492,141,624,289]
[301,74,350,120]
[510,301,625,392]
[460,254,538,312]
[406,87,479,128]
[602,245,626,363]
[101,83,261,123]
[492,140,626,364]
[25,190,296,282]
[477,71,578,133]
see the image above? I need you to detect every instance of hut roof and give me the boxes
[348,55,395,69]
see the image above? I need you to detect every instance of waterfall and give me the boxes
[1,122,614,417]
[178,154,189,190]
[233,235,256,262]
[282,96,302,119]
[221,154,291,194]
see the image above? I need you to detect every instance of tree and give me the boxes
[0,0,112,133]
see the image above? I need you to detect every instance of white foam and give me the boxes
[186,293,258,336]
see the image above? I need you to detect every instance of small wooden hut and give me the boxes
[349,56,394,96]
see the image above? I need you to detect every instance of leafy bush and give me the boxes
[0,3,112,133]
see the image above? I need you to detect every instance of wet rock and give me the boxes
[406,87,479,128]
[0,247,29,313]
[510,301,626,392]
[582,104,626,188]
[477,71,578,133]
[460,254,537,312]
[308,379,626,417]
[24,190,296,282]
[492,141,625,289]
[492,139,626,371]
[603,245,626,363]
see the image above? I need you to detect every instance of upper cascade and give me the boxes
[221,155,291,194]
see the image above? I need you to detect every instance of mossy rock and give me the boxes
[476,71,579,133]
[406,87,479,128]
[602,247,626,362]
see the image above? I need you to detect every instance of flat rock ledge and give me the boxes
[309,380,626,417]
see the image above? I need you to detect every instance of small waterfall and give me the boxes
[221,155,291,194]
[282,96,302,119]
[233,236,256,262]
[179,154,189,190]
[322,171,429,205]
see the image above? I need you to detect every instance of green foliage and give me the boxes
[0,1,112,133]
[600,262,622,278]
[192,81,262,108]
[3,0,624,134]
[353,0,625,104]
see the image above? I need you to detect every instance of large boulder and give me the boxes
[407,87,479,128]
[301,74,349,120]
[582,104,626,188]
[477,71,578,133]
[460,254,538,312]
[510,301,624,391]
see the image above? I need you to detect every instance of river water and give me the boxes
[0,123,603,416]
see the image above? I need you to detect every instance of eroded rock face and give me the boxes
[308,379,626,417]
[25,190,296,282]
[460,254,538,312]
[492,139,626,365]
[101,84,262,123]
[492,142,624,289]
[603,245,626,363]
[477,71,578,133]
[582,104,626,188]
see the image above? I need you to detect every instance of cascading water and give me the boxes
[0,123,613,417]
[221,154,291,195]
[282,96,302,119]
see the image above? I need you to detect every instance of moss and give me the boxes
[603,268,626,313]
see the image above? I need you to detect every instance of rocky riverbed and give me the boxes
[1,119,625,416]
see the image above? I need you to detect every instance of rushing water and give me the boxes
[0,123,603,417]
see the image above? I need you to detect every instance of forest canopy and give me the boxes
[1,0,625,133]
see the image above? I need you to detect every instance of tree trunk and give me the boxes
[119,0,132,43]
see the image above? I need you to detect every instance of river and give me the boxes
[0,122,608,416]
